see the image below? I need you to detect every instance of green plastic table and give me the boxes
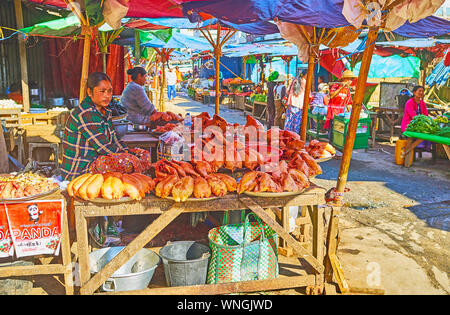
[402,131,450,167]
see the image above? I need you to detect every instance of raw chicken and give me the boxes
[155,175,178,198]
[172,176,195,202]
[193,177,212,199]
[206,175,227,197]
[237,171,260,194]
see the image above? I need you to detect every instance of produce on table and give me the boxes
[437,126,450,138]
[405,115,440,134]
[435,116,449,125]
[306,140,336,159]
[67,172,155,201]
[0,172,59,199]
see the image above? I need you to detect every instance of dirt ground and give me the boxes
[4,94,448,295]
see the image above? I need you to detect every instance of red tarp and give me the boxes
[28,0,205,18]
[44,38,124,98]
[445,50,450,67]
[319,49,346,79]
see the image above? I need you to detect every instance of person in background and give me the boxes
[62,72,127,181]
[166,67,177,101]
[401,85,429,132]
[266,71,279,129]
[324,70,355,135]
[273,74,287,129]
[284,74,306,134]
[401,85,431,151]
[311,82,330,115]
[310,82,330,129]
[175,66,183,91]
[121,67,157,126]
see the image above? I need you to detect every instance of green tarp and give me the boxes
[353,54,421,79]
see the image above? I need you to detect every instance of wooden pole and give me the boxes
[14,0,30,113]
[299,46,317,141]
[336,27,379,193]
[79,25,91,102]
[0,125,8,173]
[214,24,222,115]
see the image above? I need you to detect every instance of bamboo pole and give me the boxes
[299,45,317,141]
[14,0,30,113]
[79,25,91,101]
[214,24,222,115]
[335,27,379,193]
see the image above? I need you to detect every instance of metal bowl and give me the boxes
[48,97,65,107]
[113,121,130,138]
[133,124,148,131]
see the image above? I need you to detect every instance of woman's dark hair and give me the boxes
[127,67,147,81]
[412,85,424,93]
[87,72,112,90]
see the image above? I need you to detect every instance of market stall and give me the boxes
[0,173,73,295]
[401,113,450,167]
[59,110,338,294]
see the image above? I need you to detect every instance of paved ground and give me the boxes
[19,94,449,295]
[168,94,450,295]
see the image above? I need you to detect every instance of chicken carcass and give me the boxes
[172,176,195,202]
[155,174,178,198]
[206,175,227,197]
[255,172,282,193]
[211,173,237,192]
[288,168,310,189]
[237,171,260,194]
[280,173,302,192]
[193,176,212,199]
[300,152,322,176]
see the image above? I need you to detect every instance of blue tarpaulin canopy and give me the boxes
[351,54,421,78]
[182,0,450,38]
[141,30,213,50]
[426,50,450,88]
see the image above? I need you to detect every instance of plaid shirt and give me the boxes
[61,96,126,181]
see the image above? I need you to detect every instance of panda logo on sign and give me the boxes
[27,204,43,223]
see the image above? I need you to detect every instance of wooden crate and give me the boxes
[0,108,21,129]
[20,111,69,127]
[24,125,62,144]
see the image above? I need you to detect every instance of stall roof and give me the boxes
[183,0,450,37]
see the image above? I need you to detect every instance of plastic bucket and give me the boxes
[89,246,160,292]
[159,241,210,287]
[395,139,413,165]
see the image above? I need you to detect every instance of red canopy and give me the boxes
[28,0,207,18]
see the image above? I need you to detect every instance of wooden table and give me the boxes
[402,131,450,167]
[372,107,403,144]
[72,186,327,295]
[0,191,74,295]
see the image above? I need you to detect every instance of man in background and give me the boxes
[166,67,177,101]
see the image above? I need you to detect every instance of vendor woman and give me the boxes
[401,85,429,132]
[121,66,157,126]
[61,72,127,181]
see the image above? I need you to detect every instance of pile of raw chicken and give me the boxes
[67,112,335,202]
